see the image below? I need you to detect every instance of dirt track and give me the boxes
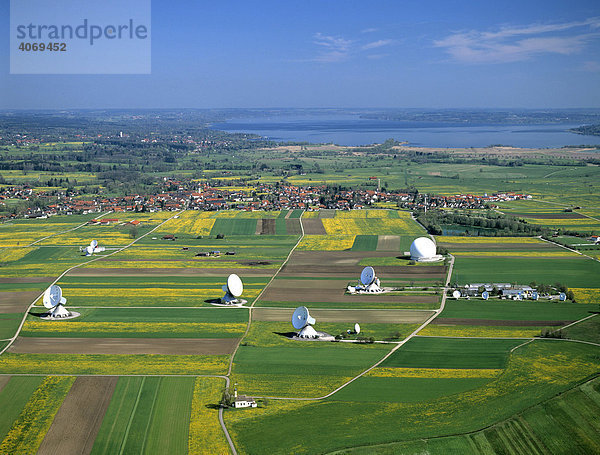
[9,337,240,355]
[37,376,117,455]
[253,307,434,324]
[432,318,573,326]
[68,268,274,277]
[301,219,327,234]
[0,291,42,313]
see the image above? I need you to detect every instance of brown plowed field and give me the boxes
[431,318,572,326]
[69,268,274,277]
[0,277,53,283]
[286,219,302,235]
[261,279,439,304]
[0,291,41,313]
[301,219,327,234]
[37,376,118,455]
[253,307,434,323]
[261,219,276,235]
[8,337,239,355]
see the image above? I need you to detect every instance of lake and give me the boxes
[211,114,600,148]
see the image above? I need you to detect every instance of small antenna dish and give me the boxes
[354,323,361,334]
[85,239,105,256]
[532,291,539,301]
[559,292,566,301]
[481,291,489,300]
[452,290,461,299]
[360,267,376,286]
[221,274,244,304]
[292,306,316,330]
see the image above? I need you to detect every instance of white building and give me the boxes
[410,237,443,262]
[233,395,257,408]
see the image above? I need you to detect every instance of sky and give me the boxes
[1,0,600,109]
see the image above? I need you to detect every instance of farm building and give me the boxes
[233,394,257,409]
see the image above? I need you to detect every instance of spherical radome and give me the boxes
[410,237,437,260]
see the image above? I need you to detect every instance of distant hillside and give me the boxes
[570,124,600,136]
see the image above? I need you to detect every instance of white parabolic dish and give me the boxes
[360,266,376,286]
[354,323,361,334]
[292,306,316,330]
[43,285,62,309]
[90,239,98,249]
[227,274,243,297]
[452,290,461,299]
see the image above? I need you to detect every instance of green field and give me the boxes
[330,377,492,403]
[342,376,600,454]
[227,341,599,454]
[0,313,23,339]
[0,376,44,443]
[91,376,195,455]
[439,299,593,321]
[351,235,379,251]
[211,218,258,235]
[381,337,523,369]
[452,256,600,288]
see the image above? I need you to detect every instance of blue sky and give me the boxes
[1,0,599,109]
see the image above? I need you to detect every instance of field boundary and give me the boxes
[0,210,185,357]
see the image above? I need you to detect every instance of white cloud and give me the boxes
[361,28,379,34]
[313,33,354,62]
[434,17,600,64]
[361,39,394,50]
[311,33,393,62]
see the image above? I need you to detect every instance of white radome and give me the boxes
[410,237,442,262]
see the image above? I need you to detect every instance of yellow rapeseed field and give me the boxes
[22,321,246,335]
[0,376,75,454]
[0,354,229,375]
[322,215,422,235]
[297,235,355,251]
[367,367,503,379]
[61,287,260,299]
[418,325,539,338]
[435,236,542,244]
[570,288,600,304]
[0,247,36,262]
[158,211,215,236]
[188,377,230,455]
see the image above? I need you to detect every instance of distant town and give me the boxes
[0,177,532,220]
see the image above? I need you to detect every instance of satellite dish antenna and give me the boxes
[452,290,461,299]
[90,239,98,249]
[354,323,361,334]
[42,285,71,318]
[532,291,539,301]
[221,274,244,304]
[292,306,316,330]
[85,239,105,256]
[292,306,318,339]
[559,292,566,301]
[481,291,489,300]
[360,267,376,286]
